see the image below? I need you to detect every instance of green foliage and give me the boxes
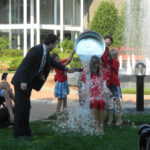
[9,57,23,70]
[0,49,23,57]
[0,38,82,71]
[0,56,23,71]
[0,59,11,70]
[112,9,125,47]
[0,48,23,71]
[0,36,9,50]
[90,2,118,37]
[52,38,74,59]
[52,39,82,68]
[61,38,74,54]
[71,57,82,68]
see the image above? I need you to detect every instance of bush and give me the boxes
[0,57,23,71]
[0,38,82,70]
[90,2,118,38]
[112,9,125,47]
[0,36,9,50]
[9,57,23,70]
[0,49,23,57]
[52,39,82,68]
[0,59,12,71]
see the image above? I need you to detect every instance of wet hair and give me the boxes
[51,53,59,60]
[110,49,118,58]
[44,34,58,45]
[104,35,113,43]
[1,73,8,80]
[89,55,101,76]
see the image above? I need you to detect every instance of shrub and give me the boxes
[52,39,82,68]
[0,57,23,71]
[0,36,9,50]
[9,57,23,70]
[90,2,118,38]
[112,9,125,47]
[0,49,23,57]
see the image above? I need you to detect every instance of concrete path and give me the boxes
[3,73,150,121]
[30,95,150,121]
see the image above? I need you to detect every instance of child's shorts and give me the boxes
[108,83,122,99]
[55,81,69,98]
[90,99,106,110]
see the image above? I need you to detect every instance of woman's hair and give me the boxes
[51,53,59,60]
[89,55,101,76]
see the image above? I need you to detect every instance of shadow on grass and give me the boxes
[0,114,149,150]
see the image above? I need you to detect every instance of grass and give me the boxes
[122,88,150,95]
[0,114,150,150]
[0,71,16,73]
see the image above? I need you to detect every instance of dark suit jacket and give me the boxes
[11,44,66,91]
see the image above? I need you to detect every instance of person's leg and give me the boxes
[62,98,67,112]
[107,110,113,125]
[146,137,150,150]
[56,98,62,112]
[91,100,100,131]
[62,98,68,121]
[9,90,15,102]
[99,110,105,133]
[92,108,100,131]
[116,99,122,126]
[13,85,32,138]
[3,89,14,124]
[105,95,114,125]
[99,100,106,133]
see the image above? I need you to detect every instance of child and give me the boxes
[51,50,75,113]
[81,55,108,133]
[107,49,122,126]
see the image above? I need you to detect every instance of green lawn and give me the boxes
[0,114,149,150]
[122,88,150,95]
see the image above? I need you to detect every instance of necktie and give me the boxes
[39,54,46,72]
[39,44,47,73]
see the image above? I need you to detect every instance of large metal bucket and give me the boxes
[75,31,106,62]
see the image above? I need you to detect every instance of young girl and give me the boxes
[107,49,122,126]
[51,50,75,113]
[81,55,108,133]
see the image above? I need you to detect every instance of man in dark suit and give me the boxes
[11,34,69,140]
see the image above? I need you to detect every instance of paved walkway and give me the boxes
[4,73,150,120]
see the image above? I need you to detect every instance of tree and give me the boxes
[90,2,118,38]
[112,9,125,47]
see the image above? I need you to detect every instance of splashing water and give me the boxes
[57,105,97,135]
[55,62,106,135]
[125,0,150,72]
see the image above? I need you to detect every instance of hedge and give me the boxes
[0,38,82,71]
[90,2,118,38]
